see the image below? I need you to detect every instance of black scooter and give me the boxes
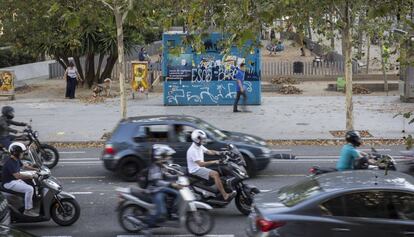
[309,148,397,176]
[168,144,260,215]
[0,145,80,226]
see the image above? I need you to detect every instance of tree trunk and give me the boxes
[366,34,370,74]
[329,12,335,50]
[100,54,118,81]
[379,38,389,95]
[307,17,312,41]
[73,56,84,81]
[356,16,364,60]
[85,53,96,88]
[343,1,354,131]
[114,7,127,119]
[95,53,105,84]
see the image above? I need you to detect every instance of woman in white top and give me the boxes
[63,61,81,99]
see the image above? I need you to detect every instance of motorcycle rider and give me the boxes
[144,144,181,227]
[336,131,368,171]
[187,130,236,201]
[0,106,27,148]
[2,142,38,217]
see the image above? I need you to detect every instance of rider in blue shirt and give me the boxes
[336,131,366,171]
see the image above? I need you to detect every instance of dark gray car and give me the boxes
[247,170,414,237]
[101,115,272,181]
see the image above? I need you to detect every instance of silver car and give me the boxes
[247,170,414,237]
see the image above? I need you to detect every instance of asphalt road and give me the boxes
[13,145,409,237]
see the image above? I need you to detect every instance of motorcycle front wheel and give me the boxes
[185,209,214,236]
[118,204,147,233]
[51,198,80,226]
[235,192,253,215]
[40,144,59,169]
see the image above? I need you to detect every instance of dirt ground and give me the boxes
[10,77,398,103]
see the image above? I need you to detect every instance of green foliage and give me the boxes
[0,48,37,67]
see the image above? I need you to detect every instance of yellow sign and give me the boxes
[131,61,149,91]
[0,71,14,94]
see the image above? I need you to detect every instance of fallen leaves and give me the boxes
[352,85,371,94]
[78,96,106,104]
[267,139,405,146]
[330,130,373,138]
[271,77,299,85]
[15,85,39,94]
[279,85,303,94]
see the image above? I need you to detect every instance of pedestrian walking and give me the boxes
[233,63,248,112]
[63,61,81,99]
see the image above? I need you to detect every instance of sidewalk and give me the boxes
[2,94,413,142]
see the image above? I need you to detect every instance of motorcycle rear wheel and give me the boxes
[118,204,147,233]
[186,209,214,236]
[51,198,80,226]
[40,144,59,169]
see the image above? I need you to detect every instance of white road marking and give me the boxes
[360,148,391,151]
[117,235,234,237]
[57,176,106,180]
[60,158,100,161]
[69,192,93,195]
[42,236,72,237]
[258,174,306,177]
[260,189,271,192]
[272,149,292,152]
[60,161,101,164]
[59,151,86,154]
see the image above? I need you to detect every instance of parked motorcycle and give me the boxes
[0,145,80,226]
[167,144,260,215]
[117,174,214,236]
[309,148,397,176]
[266,43,284,54]
[15,125,59,169]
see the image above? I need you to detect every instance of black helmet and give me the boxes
[1,106,14,119]
[8,142,26,157]
[345,130,362,147]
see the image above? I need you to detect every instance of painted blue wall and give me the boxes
[162,32,261,106]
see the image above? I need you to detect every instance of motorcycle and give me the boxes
[167,144,260,215]
[308,148,397,176]
[117,173,214,236]
[266,43,284,54]
[0,145,80,226]
[15,125,59,169]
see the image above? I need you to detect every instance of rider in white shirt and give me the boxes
[186,130,235,200]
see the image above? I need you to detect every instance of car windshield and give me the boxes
[194,118,228,141]
[277,178,323,207]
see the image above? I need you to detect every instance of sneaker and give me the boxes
[23,209,38,217]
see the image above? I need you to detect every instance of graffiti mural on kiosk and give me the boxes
[162,32,261,105]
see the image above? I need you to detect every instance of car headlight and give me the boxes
[260,147,271,157]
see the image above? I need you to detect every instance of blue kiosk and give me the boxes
[162,32,261,106]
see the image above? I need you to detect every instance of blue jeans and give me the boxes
[146,187,179,227]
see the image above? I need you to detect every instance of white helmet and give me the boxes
[191,130,207,145]
[152,144,176,161]
[8,142,27,156]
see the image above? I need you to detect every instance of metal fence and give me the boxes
[261,60,359,77]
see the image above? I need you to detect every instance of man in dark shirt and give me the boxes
[2,142,38,217]
[0,106,27,148]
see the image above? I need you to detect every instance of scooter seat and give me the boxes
[0,184,25,196]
